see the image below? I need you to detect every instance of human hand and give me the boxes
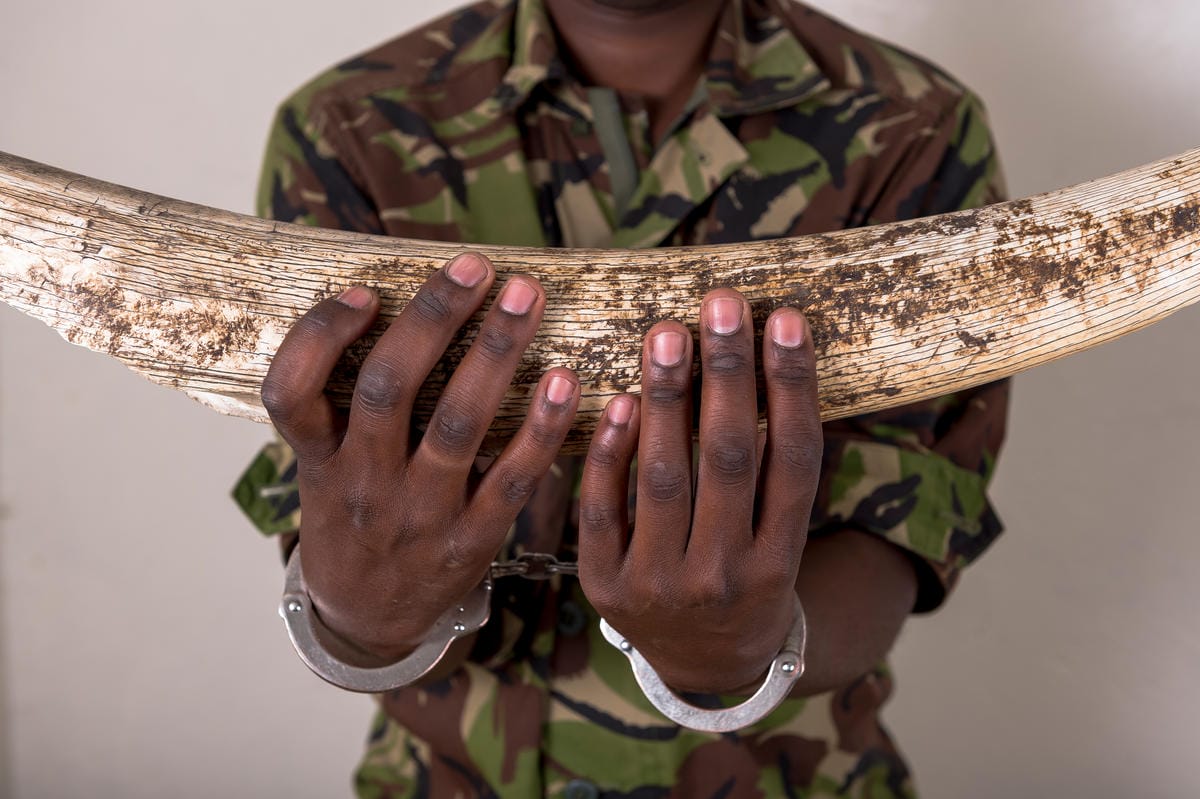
[578,289,821,693]
[262,253,579,662]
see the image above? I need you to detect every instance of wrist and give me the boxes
[300,556,484,663]
[307,601,420,667]
[281,545,492,692]
[599,596,807,733]
[645,609,797,695]
[652,650,778,695]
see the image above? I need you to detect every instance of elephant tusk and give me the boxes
[1,149,1198,453]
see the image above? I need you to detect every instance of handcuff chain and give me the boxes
[488,552,578,580]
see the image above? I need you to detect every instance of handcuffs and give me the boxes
[281,545,807,733]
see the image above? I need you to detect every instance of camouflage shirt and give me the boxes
[234,0,1009,795]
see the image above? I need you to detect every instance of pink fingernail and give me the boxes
[651,331,687,367]
[705,297,744,335]
[499,279,538,315]
[546,374,575,405]
[770,311,806,349]
[336,286,373,309]
[446,253,489,287]
[607,396,633,425]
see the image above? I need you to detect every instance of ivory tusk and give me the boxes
[1,149,1198,453]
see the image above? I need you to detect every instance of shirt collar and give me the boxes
[493,0,830,117]
[703,0,831,115]
[493,0,570,113]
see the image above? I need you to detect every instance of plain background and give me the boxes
[2,0,1199,796]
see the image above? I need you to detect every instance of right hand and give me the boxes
[262,253,579,662]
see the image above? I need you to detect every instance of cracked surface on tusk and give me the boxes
[1,148,1199,453]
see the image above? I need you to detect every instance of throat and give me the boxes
[545,0,726,143]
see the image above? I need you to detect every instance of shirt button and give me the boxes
[564,779,599,799]
[557,600,587,637]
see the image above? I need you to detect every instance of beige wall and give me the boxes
[2,0,1199,796]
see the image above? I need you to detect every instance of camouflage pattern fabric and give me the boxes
[233,0,1009,795]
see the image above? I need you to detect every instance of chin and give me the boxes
[591,0,696,11]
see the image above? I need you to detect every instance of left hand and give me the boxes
[578,288,822,694]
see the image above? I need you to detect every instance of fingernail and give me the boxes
[651,330,687,367]
[546,374,575,405]
[770,311,806,349]
[336,286,373,309]
[705,297,744,335]
[446,253,489,288]
[498,279,538,315]
[607,395,633,425]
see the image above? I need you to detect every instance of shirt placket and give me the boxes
[610,107,751,250]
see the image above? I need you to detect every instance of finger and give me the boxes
[577,394,640,587]
[691,289,759,556]
[468,367,580,538]
[413,276,545,478]
[261,286,379,461]
[344,252,495,459]
[632,320,694,564]
[755,308,822,559]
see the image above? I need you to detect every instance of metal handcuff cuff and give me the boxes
[281,545,807,733]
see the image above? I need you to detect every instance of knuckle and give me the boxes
[526,417,565,449]
[429,405,481,455]
[586,443,622,470]
[645,381,688,407]
[476,324,516,360]
[580,500,620,532]
[439,534,475,574]
[773,438,823,473]
[411,284,455,324]
[642,460,690,503]
[495,465,537,506]
[704,434,755,483]
[298,301,341,336]
[354,362,407,413]
[339,483,386,534]
[704,346,751,377]
[685,567,742,610]
[630,569,679,608]
[260,377,300,423]
[769,356,815,388]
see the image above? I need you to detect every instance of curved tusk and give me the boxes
[1,149,1198,453]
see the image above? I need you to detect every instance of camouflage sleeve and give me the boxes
[232,436,301,537]
[254,92,385,233]
[811,92,1010,612]
[232,90,383,539]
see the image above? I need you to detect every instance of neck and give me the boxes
[544,0,727,103]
